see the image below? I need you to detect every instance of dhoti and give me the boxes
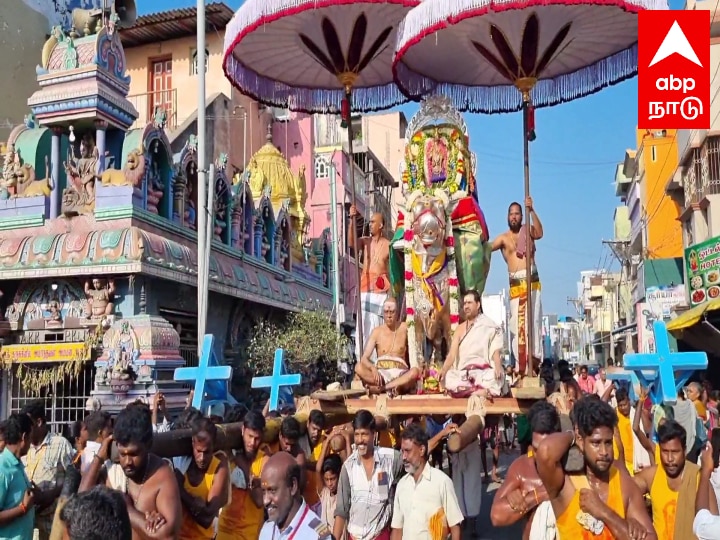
[356,292,386,361]
[376,356,408,384]
[444,365,502,397]
[444,315,504,397]
[509,268,543,374]
[451,442,483,518]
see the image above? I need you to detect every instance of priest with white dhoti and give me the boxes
[349,205,391,361]
[440,290,505,398]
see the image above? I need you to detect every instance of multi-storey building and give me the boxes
[663,0,720,358]
[272,112,399,328]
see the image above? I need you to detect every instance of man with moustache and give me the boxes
[79,403,182,540]
[333,410,403,540]
[492,198,543,377]
[536,396,656,540]
[632,420,700,539]
[491,400,561,540]
[391,423,463,540]
[259,452,331,540]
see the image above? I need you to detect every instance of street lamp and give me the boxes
[233,105,248,170]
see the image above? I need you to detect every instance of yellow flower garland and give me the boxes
[0,323,103,396]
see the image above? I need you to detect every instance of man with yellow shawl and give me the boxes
[632,419,700,540]
[536,396,655,540]
[391,423,463,540]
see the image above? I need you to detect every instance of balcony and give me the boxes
[613,206,631,241]
[700,137,720,197]
[614,163,632,199]
[127,89,178,131]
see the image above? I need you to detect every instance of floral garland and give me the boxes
[403,190,461,370]
[0,323,103,396]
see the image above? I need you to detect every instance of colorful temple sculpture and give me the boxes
[390,96,491,376]
[0,2,331,421]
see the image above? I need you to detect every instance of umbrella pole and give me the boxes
[343,85,364,355]
[522,93,533,378]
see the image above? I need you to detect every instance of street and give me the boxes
[461,446,526,539]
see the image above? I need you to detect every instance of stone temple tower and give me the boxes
[0,1,104,143]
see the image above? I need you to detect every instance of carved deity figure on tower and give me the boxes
[85,278,116,319]
[65,134,99,204]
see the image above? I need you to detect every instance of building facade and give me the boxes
[121,3,271,176]
[0,4,331,426]
[273,111,398,328]
[661,0,720,358]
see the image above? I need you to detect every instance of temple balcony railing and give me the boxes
[127,89,178,132]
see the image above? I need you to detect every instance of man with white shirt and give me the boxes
[259,452,332,540]
[391,423,463,540]
[694,442,720,539]
[80,411,113,473]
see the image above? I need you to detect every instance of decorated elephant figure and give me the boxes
[387,96,492,371]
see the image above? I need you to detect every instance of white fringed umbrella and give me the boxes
[223,0,419,114]
[392,0,666,375]
[222,0,420,352]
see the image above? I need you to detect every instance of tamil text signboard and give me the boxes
[685,236,720,306]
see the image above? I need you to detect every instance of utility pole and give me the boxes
[196,0,208,354]
[329,160,342,332]
[603,239,634,357]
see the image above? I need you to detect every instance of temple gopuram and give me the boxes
[0,4,331,424]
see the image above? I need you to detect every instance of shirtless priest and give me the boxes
[349,205,391,360]
[492,197,543,376]
[440,290,504,397]
[536,396,656,540]
[355,297,420,395]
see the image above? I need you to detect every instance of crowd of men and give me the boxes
[3,364,720,539]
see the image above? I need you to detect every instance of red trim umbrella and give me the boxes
[392,0,666,375]
[223,0,420,351]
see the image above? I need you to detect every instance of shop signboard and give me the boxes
[685,236,720,305]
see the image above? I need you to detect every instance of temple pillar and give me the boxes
[95,120,108,174]
[50,127,63,219]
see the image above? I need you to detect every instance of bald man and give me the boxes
[259,452,332,540]
[355,297,420,395]
[349,205,391,361]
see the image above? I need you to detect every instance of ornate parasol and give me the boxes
[223,0,420,352]
[392,0,665,375]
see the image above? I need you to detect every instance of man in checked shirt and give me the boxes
[21,400,74,540]
[333,410,403,540]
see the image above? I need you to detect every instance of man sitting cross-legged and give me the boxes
[536,396,656,540]
[355,297,420,395]
[440,290,504,397]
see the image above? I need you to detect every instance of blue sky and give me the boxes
[141,0,684,316]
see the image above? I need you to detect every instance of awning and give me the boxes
[666,298,720,332]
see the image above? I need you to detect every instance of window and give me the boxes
[314,155,329,179]
[651,146,657,162]
[190,48,209,75]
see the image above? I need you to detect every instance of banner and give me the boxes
[0,343,87,363]
[686,236,720,305]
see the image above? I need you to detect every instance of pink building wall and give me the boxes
[273,113,365,321]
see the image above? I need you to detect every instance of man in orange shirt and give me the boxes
[217,411,268,540]
[536,397,655,540]
[632,420,700,539]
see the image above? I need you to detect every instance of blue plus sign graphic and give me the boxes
[252,348,301,412]
[606,368,655,402]
[623,320,707,405]
[174,335,234,411]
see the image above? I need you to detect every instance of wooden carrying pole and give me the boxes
[313,396,534,416]
[446,414,484,453]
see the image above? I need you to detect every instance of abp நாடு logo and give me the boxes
[638,10,710,129]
